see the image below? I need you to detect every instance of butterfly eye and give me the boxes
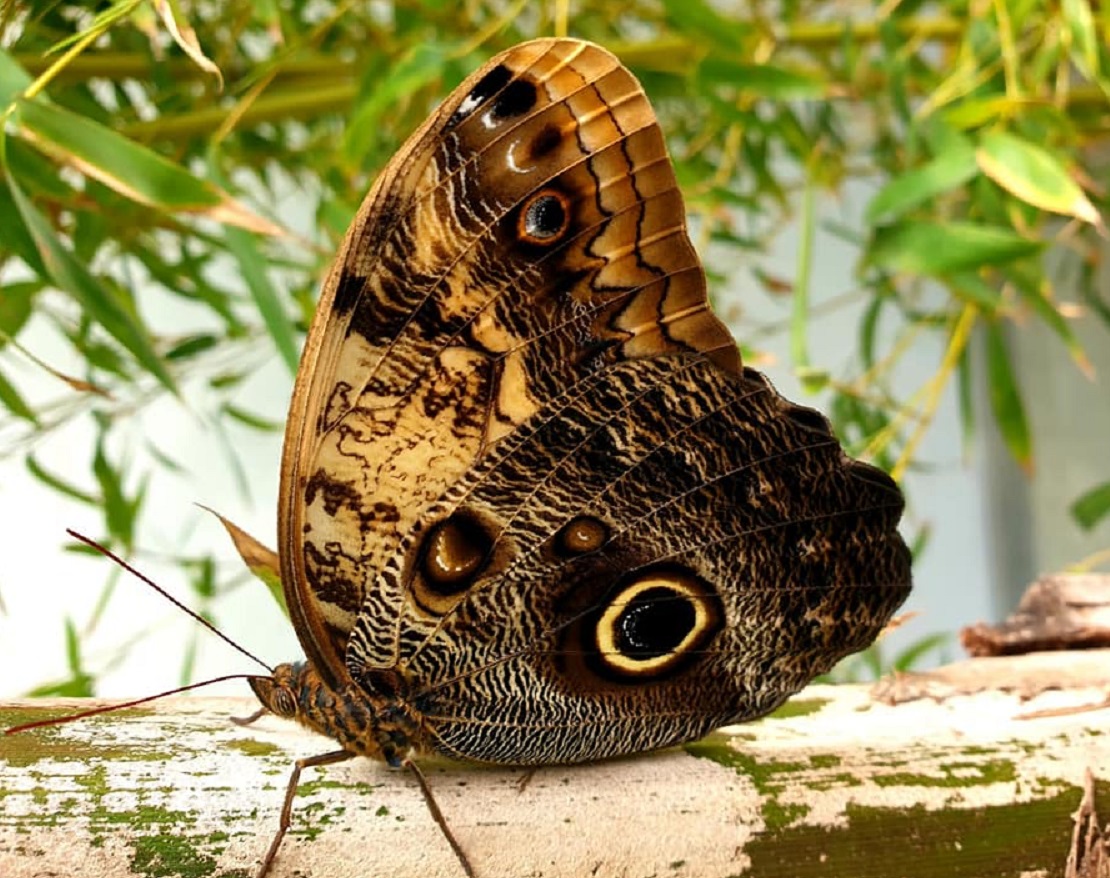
[592,571,723,680]
[555,515,609,556]
[248,674,298,718]
[517,190,571,246]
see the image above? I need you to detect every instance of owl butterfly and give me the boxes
[247,36,909,876]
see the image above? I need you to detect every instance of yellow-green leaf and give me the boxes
[697,58,823,99]
[1071,481,1110,531]
[1063,0,1100,79]
[3,168,177,394]
[984,321,1032,473]
[868,221,1042,275]
[152,0,223,88]
[865,143,978,224]
[16,99,280,234]
[977,130,1101,225]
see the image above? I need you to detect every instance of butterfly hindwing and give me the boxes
[345,355,909,763]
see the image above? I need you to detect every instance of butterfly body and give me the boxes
[252,35,911,864]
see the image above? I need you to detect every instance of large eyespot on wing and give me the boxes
[576,567,725,683]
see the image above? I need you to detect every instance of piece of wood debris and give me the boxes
[1066,769,1110,878]
[962,574,1110,657]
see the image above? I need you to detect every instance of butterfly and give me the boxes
[240,36,911,876]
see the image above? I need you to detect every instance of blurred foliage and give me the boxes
[2,1,1109,690]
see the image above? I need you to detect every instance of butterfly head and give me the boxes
[248,663,302,719]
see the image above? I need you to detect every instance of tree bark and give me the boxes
[2,654,1108,878]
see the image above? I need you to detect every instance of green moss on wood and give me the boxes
[742,787,1090,877]
[769,697,830,719]
[224,738,281,758]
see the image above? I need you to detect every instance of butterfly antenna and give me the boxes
[4,674,258,735]
[65,528,273,674]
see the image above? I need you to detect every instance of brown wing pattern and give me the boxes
[279,39,738,687]
[345,355,910,763]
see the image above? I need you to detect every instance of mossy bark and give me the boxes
[1,671,1107,878]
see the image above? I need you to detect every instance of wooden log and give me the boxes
[1,657,1108,878]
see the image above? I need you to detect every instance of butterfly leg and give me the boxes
[258,748,354,878]
[404,758,476,878]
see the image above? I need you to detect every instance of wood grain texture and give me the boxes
[2,674,1107,878]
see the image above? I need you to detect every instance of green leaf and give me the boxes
[222,224,300,375]
[868,221,1042,275]
[1063,0,1101,79]
[165,333,219,361]
[0,171,47,276]
[16,99,280,233]
[25,619,95,697]
[3,167,177,393]
[26,455,98,505]
[93,437,141,550]
[343,42,454,165]
[206,508,287,616]
[0,367,37,424]
[697,58,823,99]
[1008,267,1093,378]
[892,632,950,671]
[977,130,1101,224]
[1071,481,1110,530]
[0,49,31,107]
[222,402,283,432]
[858,295,884,369]
[956,345,975,455]
[0,279,38,343]
[984,322,1032,472]
[865,142,978,224]
[664,0,751,53]
[947,272,1002,310]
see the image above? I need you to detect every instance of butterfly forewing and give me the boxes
[280,39,743,690]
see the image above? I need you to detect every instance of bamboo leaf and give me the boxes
[956,345,974,455]
[3,168,177,393]
[664,0,751,52]
[977,130,1101,225]
[947,272,1002,310]
[0,168,47,276]
[865,143,978,224]
[93,438,136,550]
[0,368,37,424]
[221,402,283,432]
[343,42,454,165]
[1071,481,1110,530]
[26,455,98,505]
[984,322,1032,473]
[0,48,31,106]
[16,99,281,234]
[221,223,300,375]
[1062,0,1100,79]
[0,279,37,343]
[152,0,223,88]
[697,58,823,99]
[1008,268,1093,379]
[868,221,1042,275]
